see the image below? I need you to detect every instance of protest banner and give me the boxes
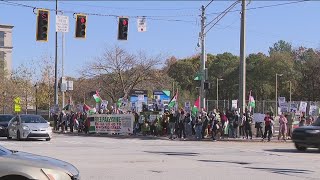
[88,114,134,134]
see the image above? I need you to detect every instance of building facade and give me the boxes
[0,24,13,76]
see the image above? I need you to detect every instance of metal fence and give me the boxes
[205,100,320,115]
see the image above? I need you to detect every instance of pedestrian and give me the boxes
[244,112,253,139]
[168,112,176,140]
[201,112,209,139]
[178,110,186,140]
[255,121,263,138]
[195,116,203,140]
[278,114,288,141]
[263,113,273,142]
[239,114,245,139]
[211,114,219,141]
[232,111,240,138]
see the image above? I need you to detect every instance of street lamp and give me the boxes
[2,91,6,114]
[285,80,292,111]
[216,78,224,109]
[34,84,38,115]
[275,73,283,117]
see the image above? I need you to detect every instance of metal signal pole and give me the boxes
[54,0,59,107]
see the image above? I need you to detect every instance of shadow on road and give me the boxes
[198,159,251,165]
[54,132,168,141]
[0,138,47,142]
[144,151,199,156]
[264,148,320,154]
[245,167,313,176]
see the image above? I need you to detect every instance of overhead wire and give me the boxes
[206,0,310,15]
[0,0,197,23]
[205,0,239,28]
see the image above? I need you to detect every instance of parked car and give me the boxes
[0,114,15,137]
[7,114,52,141]
[292,118,320,151]
[0,145,80,180]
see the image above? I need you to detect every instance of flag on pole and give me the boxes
[117,98,123,107]
[191,96,200,116]
[93,94,102,103]
[83,104,92,112]
[168,92,178,109]
[248,90,255,112]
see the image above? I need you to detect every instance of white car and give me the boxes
[7,115,52,141]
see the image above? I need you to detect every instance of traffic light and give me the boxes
[118,17,129,40]
[36,9,49,42]
[75,14,87,38]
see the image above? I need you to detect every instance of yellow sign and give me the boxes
[14,97,21,112]
[14,105,21,112]
[14,97,21,104]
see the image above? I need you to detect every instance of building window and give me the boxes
[0,31,4,47]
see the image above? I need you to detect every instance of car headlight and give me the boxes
[305,130,320,134]
[41,168,71,180]
[22,126,29,130]
[0,126,4,130]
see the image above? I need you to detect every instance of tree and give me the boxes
[81,46,162,102]
[269,40,293,56]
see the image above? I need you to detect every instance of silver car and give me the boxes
[0,145,80,180]
[7,115,52,141]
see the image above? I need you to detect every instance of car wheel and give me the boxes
[17,130,21,141]
[1,175,29,180]
[7,130,12,139]
[295,143,307,151]
[46,138,51,141]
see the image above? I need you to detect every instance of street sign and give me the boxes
[14,97,21,113]
[56,15,69,32]
[137,17,146,32]
[67,81,73,91]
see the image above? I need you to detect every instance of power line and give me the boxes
[205,1,240,35]
[205,0,239,29]
[204,0,215,9]
[206,0,310,15]
[59,1,198,11]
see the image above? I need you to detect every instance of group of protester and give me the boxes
[51,106,318,142]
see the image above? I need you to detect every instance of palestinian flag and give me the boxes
[117,98,123,107]
[191,96,200,117]
[83,104,92,112]
[63,104,71,111]
[168,92,178,109]
[93,94,101,103]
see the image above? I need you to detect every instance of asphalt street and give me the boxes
[0,134,319,180]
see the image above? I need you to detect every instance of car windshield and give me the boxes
[21,116,47,124]
[0,115,14,122]
[313,118,320,126]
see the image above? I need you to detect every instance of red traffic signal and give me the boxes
[118,17,129,40]
[75,14,87,38]
[36,9,49,42]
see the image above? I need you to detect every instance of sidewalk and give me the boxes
[53,131,292,143]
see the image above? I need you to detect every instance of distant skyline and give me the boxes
[0,0,319,77]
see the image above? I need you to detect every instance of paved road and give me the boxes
[0,134,319,180]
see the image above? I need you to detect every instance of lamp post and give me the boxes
[275,73,283,117]
[34,84,38,115]
[286,80,292,112]
[2,91,6,114]
[216,78,224,110]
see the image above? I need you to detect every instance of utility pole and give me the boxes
[54,0,59,107]
[200,5,206,111]
[62,32,65,108]
[239,0,246,116]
